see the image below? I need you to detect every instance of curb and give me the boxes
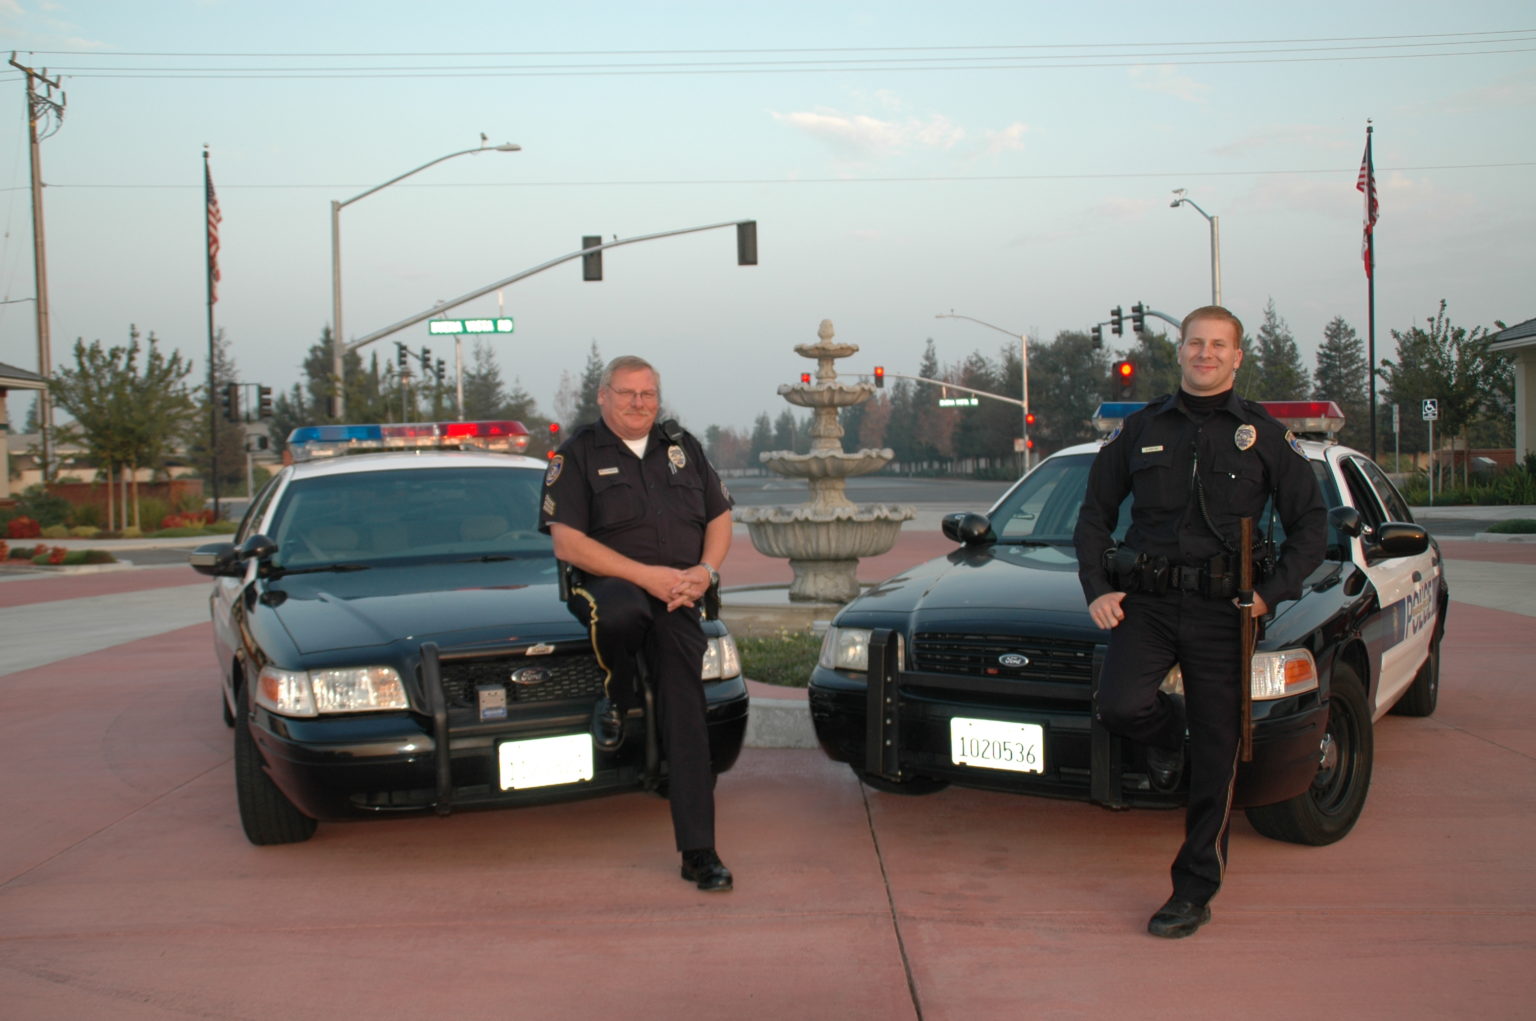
[744,694,817,749]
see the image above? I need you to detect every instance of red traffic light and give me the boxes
[549,422,561,435]
[1024,411,1036,426]
[873,366,885,389]
[800,372,811,384]
[1116,361,1134,379]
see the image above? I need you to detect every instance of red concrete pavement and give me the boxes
[1,535,1533,1019]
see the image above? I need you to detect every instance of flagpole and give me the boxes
[1361,121,1378,461]
[204,147,221,518]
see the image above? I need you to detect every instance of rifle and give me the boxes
[1237,517,1257,762]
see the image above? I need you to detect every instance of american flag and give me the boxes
[205,161,222,303]
[1356,131,1377,278]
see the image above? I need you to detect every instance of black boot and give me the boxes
[680,848,733,892]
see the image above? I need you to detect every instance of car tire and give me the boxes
[1390,639,1439,718]
[1245,661,1373,846]
[853,767,949,796]
[234,705,318,845]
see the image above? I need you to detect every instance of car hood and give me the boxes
[263,558,584,655]
[840,541,1094,629]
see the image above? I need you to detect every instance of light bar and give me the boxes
[1259,401,1345,438]
[289,421,531,461]
[1092,401,1146,436]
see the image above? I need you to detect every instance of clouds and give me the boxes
[771,97,1027,164]
[1129,65,1209,104]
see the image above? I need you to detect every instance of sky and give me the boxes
[1,1,1532,437]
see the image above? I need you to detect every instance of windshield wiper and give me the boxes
[455,554,516,563]
[270,562,372,578]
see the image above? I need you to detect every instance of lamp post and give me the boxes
[330,140,520,419]
[1170,188,1222,307]
[934,311,1032,469]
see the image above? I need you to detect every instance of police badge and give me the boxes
[544,454,563,486]
[1234,424,1257,451]
[1285,429,1306,457]
[667,444,687,471]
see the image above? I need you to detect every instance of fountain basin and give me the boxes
[757,449,895,479]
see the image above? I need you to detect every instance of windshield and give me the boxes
[265,465,550,568]
[989,452,1130,544]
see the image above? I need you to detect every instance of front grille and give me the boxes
[910,632,1094,685]
[439,651,605,709]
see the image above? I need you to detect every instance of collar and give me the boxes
[593,417,663,453]
[1149,389,1254,422]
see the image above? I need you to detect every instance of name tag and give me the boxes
[1140,445,1164,453]
[597,467,620,476]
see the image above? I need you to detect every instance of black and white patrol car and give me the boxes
[190,421,748,845]
[808,401,1447,845]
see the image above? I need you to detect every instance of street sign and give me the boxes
[428,317,515,336]
[938,397,979,407]
[1422,398,1439,421]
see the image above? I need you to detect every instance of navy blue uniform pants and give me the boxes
[1096,589,1244,906]
[568,576,715,852]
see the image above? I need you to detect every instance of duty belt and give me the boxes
[1104,547,1241,599]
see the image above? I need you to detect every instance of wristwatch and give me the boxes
[699,561,720,588]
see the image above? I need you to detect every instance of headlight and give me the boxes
[701,635,741,680]
[1159,648,1318,702]
[818,626,872,672]
[256,665,408,717]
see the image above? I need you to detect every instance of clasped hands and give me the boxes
[1087,590,1270,630]
[644,564,713,612]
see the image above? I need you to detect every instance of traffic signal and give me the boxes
[1131,302,1146,335]
[257,385,273,418]
[800,372,811,384]
[1091,324,1103,349]
[547,421,561,458]
[222,382,240,423]
[1025,411,1036,427]
[873,366,885,389]
[436,359,446,383]
[397,344,409,374]
[582,235,603,281]
[1110,306,1124,336]
[420,348,432,375]
[1114,360,1136,397]
[736,220,758,266]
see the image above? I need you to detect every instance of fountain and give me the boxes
[735,320,915,603]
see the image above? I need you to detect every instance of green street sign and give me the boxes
[427,317,515,336]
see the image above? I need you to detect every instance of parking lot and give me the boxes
[1,531,1533,1019]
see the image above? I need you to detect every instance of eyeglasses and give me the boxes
[607,386,659,404]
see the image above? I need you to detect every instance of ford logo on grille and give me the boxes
[509,667,551,687]
[998,653,1030,668]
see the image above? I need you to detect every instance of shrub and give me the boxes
[72,502,103,528]
[736,628,823,688]
[159,510,215,530]
[137,498,172,529]
[69,525,100,538]
[1487,519,1536,534]
[6,516,41,539]
[120,526,143,539]
[14,485,71,528]
[41,524,71,539]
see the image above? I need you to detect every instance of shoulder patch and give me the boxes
[1102,426,1122,446]
[1285,430,1306,458]
[544,454,564,486]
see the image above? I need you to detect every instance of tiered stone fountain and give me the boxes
[736,320,914,603]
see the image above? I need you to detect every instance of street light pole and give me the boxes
[1170,189,1222,307]
[934,311,1031,470]
[330,140,520,420]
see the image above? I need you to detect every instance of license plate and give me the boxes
[950,717,1045,774]
[498,734,594,790]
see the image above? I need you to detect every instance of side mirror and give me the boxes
[1372,522,1430,559]
[941,512,995,547]
[1329,505,1363,540]
[238,533,279,562]
[188,541,239,577]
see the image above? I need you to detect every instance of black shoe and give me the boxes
[680,849,733,892]
[1147,897,1211,939]
[590,698,624,751]
[1146,743,1184,792]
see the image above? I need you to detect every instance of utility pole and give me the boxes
[8,54,65,480]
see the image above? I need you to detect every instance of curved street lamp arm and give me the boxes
[337,143,521,211]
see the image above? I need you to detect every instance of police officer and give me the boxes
[539,355,736,892]
[1074,306,1326,938]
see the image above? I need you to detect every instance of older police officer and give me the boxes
[539,355,735,891]
[1074,306,1326,938]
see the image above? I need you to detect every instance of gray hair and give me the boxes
[600,355,660,391]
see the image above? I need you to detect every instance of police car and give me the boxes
[190,421,748,845]
[808,401,1447,845]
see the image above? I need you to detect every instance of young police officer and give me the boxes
[539,355,736,892]
[1074,306,1326,938]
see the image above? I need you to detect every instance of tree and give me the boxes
[1030,330,1115,452]
[912,338,954,467]
[1243,299,1308,401]
[573,341,604,427]
[1311,317,1371,450]
[51,326,197,529]
[462,339,508,419]
[856,391,892,451]
[180,327,247,497]
[748,411,774,468]
[1378,300,1505,488]
[772,407,802,452]
[301,329,393,424]
[885,378,917,467]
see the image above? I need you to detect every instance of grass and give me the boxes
[1487,519,1536,534]
[736,628,822,688]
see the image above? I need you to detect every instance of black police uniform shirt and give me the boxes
[538,417,733,569]
[1075,389,1326,611]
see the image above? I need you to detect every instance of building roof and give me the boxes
[1489,316,1536,352]
[0,361,49,390]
